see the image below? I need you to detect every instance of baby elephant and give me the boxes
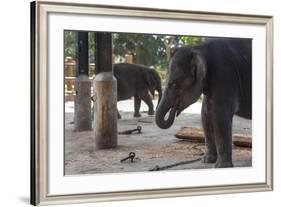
[92,63,162,119]
[114,63,162,118]
[155,38,252,168]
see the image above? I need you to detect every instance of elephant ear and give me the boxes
[190,50,206,83]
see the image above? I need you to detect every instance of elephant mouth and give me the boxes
[164,98,185,120]
[166,107,177,119]
[156,82,203,130]
[175,101,186,117]
[176,108,183,117]
[156,98,181,129]
[166,107,182,119]
[161,99,185,122]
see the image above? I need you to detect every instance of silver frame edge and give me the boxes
[31,1,274,205]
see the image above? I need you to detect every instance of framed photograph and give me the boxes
[31,0,273,205]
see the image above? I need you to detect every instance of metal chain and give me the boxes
[149,144,204,171]
[149,157,202,171]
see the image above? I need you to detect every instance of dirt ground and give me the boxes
[64,101,252,175]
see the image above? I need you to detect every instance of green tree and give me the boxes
[64,31,203,70]
[88,32,95,63]
[64,31,77,59]
[113,33,161,65]
[113,33,202,69]
[64,31,96,63]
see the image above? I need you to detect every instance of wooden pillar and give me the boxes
[74,32,92,131]
[93,32,117,149]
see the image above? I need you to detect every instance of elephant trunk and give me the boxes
[155,94,176,129]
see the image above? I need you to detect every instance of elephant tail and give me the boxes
[143,67,162,107]
[152,70,162,108]
[149,88,155,98]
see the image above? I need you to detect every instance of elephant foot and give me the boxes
[148,110,154,115]
[214,160,234,168]
[134,113,141,117]
[201,153,217,163]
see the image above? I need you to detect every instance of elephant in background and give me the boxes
[114,63,162,118]
[155,38,252,168]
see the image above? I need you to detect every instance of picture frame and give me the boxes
[31,0,273,205]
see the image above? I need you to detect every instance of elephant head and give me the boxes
[155,48,206,129]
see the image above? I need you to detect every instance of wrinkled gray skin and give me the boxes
[155,38,252,168]
[92,63,162,119]
[115,63,162,118]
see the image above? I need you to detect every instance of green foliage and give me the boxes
[179,36,202,46]
[113,33,165,66]
[64,31,96,63]
[64,31,77,59]
[112,34,202,69]
[88,32,95,63]
[64,31,203,77]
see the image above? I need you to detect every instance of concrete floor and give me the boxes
[64,100,252,175]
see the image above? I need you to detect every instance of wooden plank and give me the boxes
[175,127,252,148]
[95,32,112,74]
[77,32,89,76]
[74,32,92,131]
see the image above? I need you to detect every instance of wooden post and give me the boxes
[93,32,117,149]
[74,32,92,131]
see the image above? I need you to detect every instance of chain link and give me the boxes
[149,157,202,171]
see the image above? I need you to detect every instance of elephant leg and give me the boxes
[134,96,141,117]
[140,91,154,115]
[212,103,234,168]
[201,96,217,163]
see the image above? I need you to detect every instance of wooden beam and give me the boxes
[77,32,89,76]
[74,31,92,131]
[95,32,112,74]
